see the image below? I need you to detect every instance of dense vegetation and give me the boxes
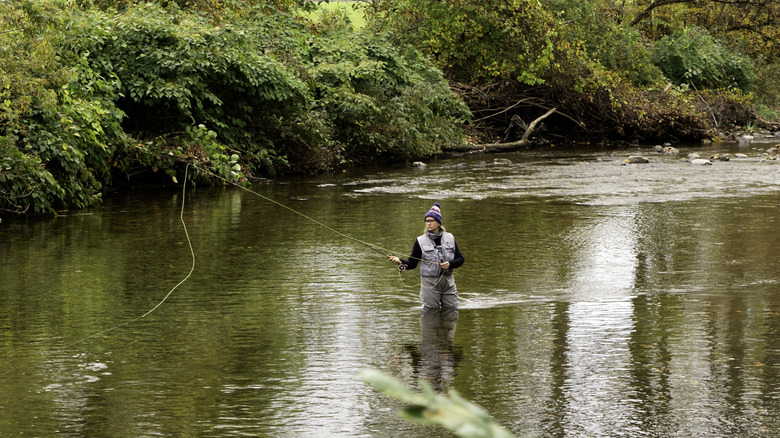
[366,0,779,143]
[0,0,469,214]
[1,0,779,215]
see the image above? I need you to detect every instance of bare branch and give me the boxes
[447,107,557,152]
[472,98,532,123]
[521,107,557,142]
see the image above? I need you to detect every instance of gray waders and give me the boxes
[417,231,458,309]
[420,273,458,309]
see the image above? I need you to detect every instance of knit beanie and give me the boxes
[424,203,442,224]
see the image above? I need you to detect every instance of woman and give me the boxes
[389,203,464,309]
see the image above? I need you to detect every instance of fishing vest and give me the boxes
[417,232,456,277]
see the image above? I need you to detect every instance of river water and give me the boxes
[2,142,780,437]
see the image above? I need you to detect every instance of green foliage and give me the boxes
[545,0,665,88]
[58,3,316,177]
[2,0,470,214]
[304,0,367,29]
[6,0,776,216]
[753,61,780,119]
[306,18,470,164]
[622,0,779,111]
[187,124,245,183]
[64,3,309,147]
[652,27,756,92]
[359,369,515,438]
[592,25,664,87]
[368,0,681,142]
[0,0,131,214]
[80,0,317,15]
[756,104,779,122]
[367,0,559,86]
[0,137,63,214]
[533,0,672,99]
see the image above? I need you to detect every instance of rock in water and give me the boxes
[710,154,731,161]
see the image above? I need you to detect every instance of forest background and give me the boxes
[1,0,779,215]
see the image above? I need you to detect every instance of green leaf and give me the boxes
[359,369,515,438]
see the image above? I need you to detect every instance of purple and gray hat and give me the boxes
[424,203,442,224]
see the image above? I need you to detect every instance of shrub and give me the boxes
[585,24,665,88]
[541,0,664,88]
[307,16,470,165]
[2,1,472,215]
[72,4,469,172]
[0,0,131,213]
[366,0,559,86]
[0,137,63,214]
[62,3,310,175]
[652,27,756,92]
[753,61,780,119]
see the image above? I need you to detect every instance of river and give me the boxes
[2,142,780,437]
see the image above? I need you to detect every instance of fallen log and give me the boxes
[447,107,557,152]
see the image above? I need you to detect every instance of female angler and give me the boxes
[389,203,464,309]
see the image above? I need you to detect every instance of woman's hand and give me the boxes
[440,261,450,269]
[388,255,402,265]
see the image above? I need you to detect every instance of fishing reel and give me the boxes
[398,264,409,271]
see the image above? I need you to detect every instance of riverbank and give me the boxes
[2,1,779,217]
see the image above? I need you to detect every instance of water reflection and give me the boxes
[3,145,780,437]
[551,299,637,436]
[407,308,461,391]
[565,208,638,298]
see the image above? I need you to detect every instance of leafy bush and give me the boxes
[307,15,470,165]
[1,1,471,214]
[584,24,665,88]
[0,0,131,214]
[542,0,664,88]
[652,27,756,92]
[0,137,62,214]
[366,0,559,86]
[61,3,311,176]
[753,61,780,120]
[69,3,469,173]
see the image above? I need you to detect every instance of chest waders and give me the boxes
[417,232,458,309]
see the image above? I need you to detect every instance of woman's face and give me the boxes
[425,217,440,232]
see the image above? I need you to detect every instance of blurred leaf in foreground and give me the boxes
[358,369,515,438]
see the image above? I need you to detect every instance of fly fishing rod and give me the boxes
[187,164,424,265]
[188,164,444,290]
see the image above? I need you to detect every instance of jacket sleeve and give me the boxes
[400,239,422,270]
[450,241,464,269]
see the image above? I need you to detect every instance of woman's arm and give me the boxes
[450,242,464,269]
[401,240,422,270]
[389,239,422,270]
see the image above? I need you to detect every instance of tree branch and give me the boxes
[472,98,532,122]
[448,107,557,152]
[630,0,694,26]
